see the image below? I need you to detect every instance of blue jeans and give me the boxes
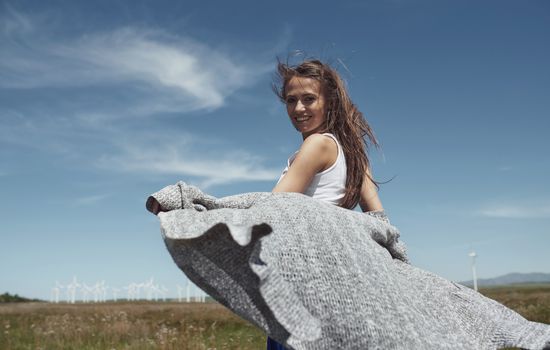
[266,336,289,349]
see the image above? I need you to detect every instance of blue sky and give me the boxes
[1,0,549,301]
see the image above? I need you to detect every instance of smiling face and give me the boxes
[284,76,327,139]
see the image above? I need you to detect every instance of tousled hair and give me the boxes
[273,58,379,209]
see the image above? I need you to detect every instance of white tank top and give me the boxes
[277,133,347,206]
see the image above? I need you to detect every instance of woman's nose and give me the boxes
[295,100,306,112]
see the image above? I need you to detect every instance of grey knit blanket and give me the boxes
[146,182,550,350]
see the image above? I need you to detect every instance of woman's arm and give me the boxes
[359,168,384,212]
[272,134,337,193]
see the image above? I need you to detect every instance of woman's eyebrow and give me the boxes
[286,91,318,97]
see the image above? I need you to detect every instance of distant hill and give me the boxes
[0,292,42,303]
[459,272,550,287]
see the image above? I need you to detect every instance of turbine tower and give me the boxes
[143,277,154,301]
[99,280,108,302]
[66,276,81,304]
[51,281,63,303]
[160,285,169,302]
[81,283,93,303]
[112,287,120,302]
[124,283,137,301]
[469,251,478,292]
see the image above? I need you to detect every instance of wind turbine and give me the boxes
[66,276,81,304]
[81,283,93,303]
[469,251,478,292]
[112,287,120,302]
[124,283,137,301]
[91,282,101,303]
[51,281,63,303]
[99,281,107,302]
[151,283,160,301]
[135,282,143,300]
[198,288,204,303]
[195,285,204,303]
[159,285,169,302]
[143,278,154,301]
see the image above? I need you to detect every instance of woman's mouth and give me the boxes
[296,116,311,123]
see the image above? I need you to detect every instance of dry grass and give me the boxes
[0,301,266,350]
[479,283,550,324]
[1,284,549,349]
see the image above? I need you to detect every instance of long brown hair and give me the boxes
[273,59,379,209]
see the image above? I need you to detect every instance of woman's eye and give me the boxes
[305,96,315,103]
[286,98,296,104]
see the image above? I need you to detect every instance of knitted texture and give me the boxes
[147,182,550,350]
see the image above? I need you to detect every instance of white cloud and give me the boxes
[0,12,268,117]
[98,136,281,188]
[477,204,550,219]
[0,7,282,189]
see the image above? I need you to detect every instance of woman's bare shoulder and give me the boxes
[272,134,336,193]
[300,133,338,170]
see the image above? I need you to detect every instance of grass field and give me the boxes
[0,301,266,350]
[1,284,549,349]
[479,284,550,324]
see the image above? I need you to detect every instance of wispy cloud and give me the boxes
[0,7,281,188]
[477,203,550,219]
[74,194,111,206]
[97,135,281,188]
[1,2,33,35]
[0,10,268,118]
[1,110,281,188]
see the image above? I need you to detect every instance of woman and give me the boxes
[268,59,387,349]
[148,58,390,349]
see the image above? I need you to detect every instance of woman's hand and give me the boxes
[149,197,165,215]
